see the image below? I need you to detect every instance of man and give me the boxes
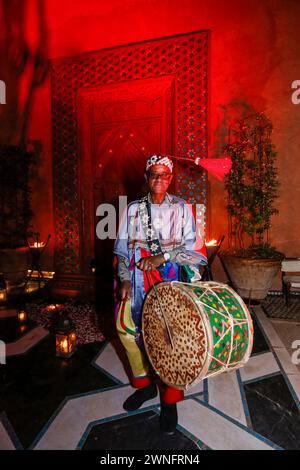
[114,154,207,434]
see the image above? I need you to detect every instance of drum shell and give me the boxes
[142,281,253,390]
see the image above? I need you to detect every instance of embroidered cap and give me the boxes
[145,155,173,173]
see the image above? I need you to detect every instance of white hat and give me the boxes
[145,155,173,173]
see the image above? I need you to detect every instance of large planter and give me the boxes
[220,254,283,301]
[0,246,30,292]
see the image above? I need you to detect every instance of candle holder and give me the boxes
[23,233,51,293]
[202,235,225,281]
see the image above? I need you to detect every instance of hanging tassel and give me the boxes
[195,157,232,181]
[164,154,232,181]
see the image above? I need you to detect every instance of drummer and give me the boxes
[114,154,207,434]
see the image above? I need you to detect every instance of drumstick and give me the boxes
[147,271,174,349]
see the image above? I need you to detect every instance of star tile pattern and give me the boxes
[1,306,300,450]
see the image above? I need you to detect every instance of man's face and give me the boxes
[145,164,173,194]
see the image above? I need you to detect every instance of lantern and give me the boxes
[55,314,77,358]
[18,310,28,323]
[0,274,7,303]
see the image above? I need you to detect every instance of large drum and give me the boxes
[142,281,253,390]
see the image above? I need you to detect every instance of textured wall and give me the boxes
[25,0,300,271]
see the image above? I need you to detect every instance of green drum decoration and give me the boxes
[142,281,253,390]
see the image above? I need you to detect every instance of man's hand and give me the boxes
[119,280,132,300]
[137,254,165,271]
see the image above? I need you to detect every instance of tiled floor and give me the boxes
[270,319,300,373]
[0,305,300,450]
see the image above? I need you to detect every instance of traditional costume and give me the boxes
[114,155,207,431]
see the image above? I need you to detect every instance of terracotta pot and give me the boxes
[0,246,30,288]
[220,254,283,301]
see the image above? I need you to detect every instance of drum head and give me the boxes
[142,282,212,390]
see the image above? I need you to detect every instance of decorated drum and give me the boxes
[142,281,253,390]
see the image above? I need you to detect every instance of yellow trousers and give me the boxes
[116,299,149,378]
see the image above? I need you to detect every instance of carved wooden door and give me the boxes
[78,76,175,283]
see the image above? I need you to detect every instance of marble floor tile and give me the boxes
[70,386,160,424]
[208,371,247,425]
[240,352,280,383]
[284,373,300,406]
[0,421,15,450]
[251,313,270,354]
[254,308,285,348]
[177,399,275,450]
[6,327,49,357]
[2,339,115,449]
[273,347,298,376]
[185,380,204,397]
[2,301,300,451]
[94,342,130,384]
[34,400,88,450]
[271,319,300,373]
[34,386,160,450]
[244,374,300,450]
[81,410,199,450]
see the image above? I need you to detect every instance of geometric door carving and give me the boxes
[77,76,175,278]
[51,30,208,286]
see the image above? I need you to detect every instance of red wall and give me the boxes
[25,0,300,278]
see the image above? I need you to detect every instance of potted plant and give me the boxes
[0,145,34,294]
[219,112,284,301]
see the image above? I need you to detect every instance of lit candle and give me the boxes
[61,338,68,353]
[205,239,218,247]
[30,241,45,249]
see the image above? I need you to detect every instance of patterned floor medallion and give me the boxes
[1,304,300,450]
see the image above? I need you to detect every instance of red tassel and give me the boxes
[195,157,232,181]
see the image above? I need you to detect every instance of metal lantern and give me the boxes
[55,314,77,358]
[0,274,7,303]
